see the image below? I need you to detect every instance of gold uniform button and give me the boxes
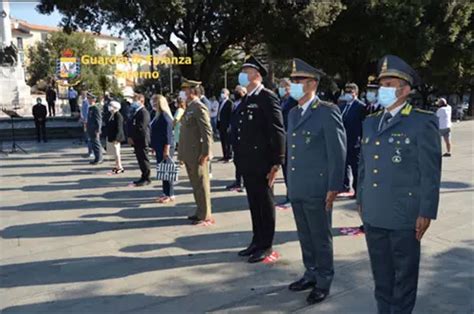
[373,183,378,187]
[408,192,413,196]
[292,144,296,148]
[320,173,324,176]
[238,137,241,140]
[291,156,295,160]
[375,141,380,145]
[373,169,378,174]
[374,155,379,160]
[292,133,296,137]
[291,168,295,171]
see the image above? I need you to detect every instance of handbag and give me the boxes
[156,158,180,182]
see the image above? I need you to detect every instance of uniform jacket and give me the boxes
[229,98,244,146]
[287,98,347,202]
[127,106,150,147]
[32,104,47,121]
[106,111,125,143]
[234,85,286,175]
[217,99,233,131]
[150,113,174,152]
[178,99,213,164]
[86,105,102,135]
[281,95,298,131]
[338,98,366,150]
[357,104,442,230]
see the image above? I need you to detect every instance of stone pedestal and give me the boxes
[0,64,31,115]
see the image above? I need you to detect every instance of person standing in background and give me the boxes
[173,97,186,150]
[226,85,247,191]
[217,88,233,162]
[86,93,103,165]
[32,97,47,143]
[276,77,297,209]
[209,96,219,137]
[80,91,93,158]
[436,97,452,157]
[338,82,366,198]
[68,87,79,116]
[150,94,176,203]
[365,76,382,115]
[106,100,125,174]
[46,85,57,117]
[128,93,151,186]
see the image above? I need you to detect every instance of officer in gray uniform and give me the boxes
[286,58,347,305]
[357,55,441,314]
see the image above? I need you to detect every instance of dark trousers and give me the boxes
[343,147,360,192]
[47,101,55,117]
[242,172,275,250]
[292,200,334,290]
[69,99,78,114]
[134,144,151,180]
[232,145,242,186]
[219,127,232,159]
[34,120,47,142]
[281,149,289,201]
[364,224,420,314]
[89,132,103,162]
[156,149,175,196]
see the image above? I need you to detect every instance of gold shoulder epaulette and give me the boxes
[414,108,434,115]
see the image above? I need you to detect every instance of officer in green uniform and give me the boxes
[357,55,442,314]
[178,78,214,225]
[286,58,347,305]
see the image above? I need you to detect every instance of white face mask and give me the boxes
[178,91,187,101]
[378,86,398,108]
[221,93,227,100]
[366,91,377,103]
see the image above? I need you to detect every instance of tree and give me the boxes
[26,31,119,95]
[37,0,344,89]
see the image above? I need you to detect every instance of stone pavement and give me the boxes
[0,121,473,313]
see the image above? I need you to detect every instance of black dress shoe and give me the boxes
[238,243,258,257]
[247,249,272,263]
[289,278,316,291]
[307,287,329,304]
[187,215,199,221]
[133,179,151,186]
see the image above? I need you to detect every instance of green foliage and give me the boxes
[26,31,116,96]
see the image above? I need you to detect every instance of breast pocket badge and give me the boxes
[392,147,402,163]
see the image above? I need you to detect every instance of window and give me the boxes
[16,37,23,50]
[41,32,48,41]
[110,43,116,55]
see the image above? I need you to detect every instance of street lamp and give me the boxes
[223,60,237,89]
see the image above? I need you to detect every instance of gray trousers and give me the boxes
[88,132,103,162]
[291,200,333,290]
[364,224,420,314]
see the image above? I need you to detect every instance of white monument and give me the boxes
[0,0,31,112]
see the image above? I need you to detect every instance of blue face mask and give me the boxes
[130,102,140,112]
[289,83,305,101]
[278,87,287,98]
[378,86,398,108]
[238,72,249,87]
[366,91,377,103]
[342,93,354,102]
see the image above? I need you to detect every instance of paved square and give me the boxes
[0,121,473,313]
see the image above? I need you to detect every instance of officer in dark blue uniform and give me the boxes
[358,55,441,314]
[234,55,286,263]
[365,75,382,115]
[338,82,366,196]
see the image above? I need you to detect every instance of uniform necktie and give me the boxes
[378,112,392,131]
[295,107,304,124]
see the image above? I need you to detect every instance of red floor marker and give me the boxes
[339,227,364,236]
[262,251,280,264]
[276,204,292,211]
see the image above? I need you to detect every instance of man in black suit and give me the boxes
[127,93,151,186]
[226,85,247,191]
[234,55,286,263]
[86,93,104,165]
[217,88,233,162]
[338,82,367,197]
[32,97,47,142]
[46,86,57,117]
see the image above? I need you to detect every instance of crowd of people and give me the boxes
[28,53,466,313]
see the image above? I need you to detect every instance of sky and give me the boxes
[9,0,115,36]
